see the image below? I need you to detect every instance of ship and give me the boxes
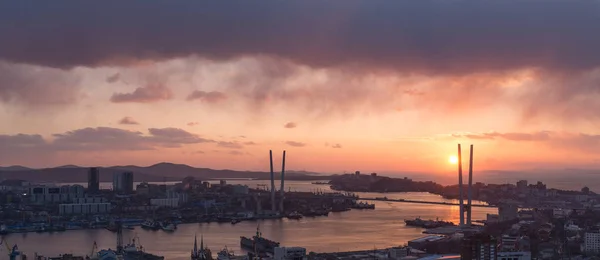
[140,219,160,231]
[286,212,303,220]
[240,225,280,254]
[216,247,234,260]
[160,222,176,232]
[191,235,212,260]
[351,201,375,210]
[0,224,11,235]
[404,217,455,229]
[96,220,164,260]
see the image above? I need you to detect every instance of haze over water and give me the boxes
[5,180,495,259]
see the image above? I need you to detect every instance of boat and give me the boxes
[351,201,375,210]
[141,219,160,231]
[217,216,232,223]
[53,224,67,232]
[231,219,241,225]
[404,217,455,229]
[161,222,176,232]
[240,225,280,254]
[216,247,235,260]
[97,249,119,260]
[35,225,47,233]
[106,222,119,232]
[99,236,164,260]
[287,212,303,220]
[191,235,212,260]
[0,224,11,235]
[330,205,350,213]
[123,225,135,230]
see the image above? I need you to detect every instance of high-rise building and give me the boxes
[516,180,528,193]
[584,231,600,254]
[88,167,100,193]
[113,171,134,194]
[498,203,519,222]
[461,233,497,260]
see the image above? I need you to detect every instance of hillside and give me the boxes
[0,162,329,183]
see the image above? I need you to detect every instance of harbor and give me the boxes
[0,192,495,260]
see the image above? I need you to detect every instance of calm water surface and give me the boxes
[4,180,496,259]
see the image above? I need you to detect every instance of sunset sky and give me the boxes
[1,1,600,174]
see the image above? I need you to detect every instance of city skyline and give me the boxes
[2,1,600,174]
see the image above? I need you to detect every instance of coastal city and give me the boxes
[1,148,600,260]
[2,1,600,260]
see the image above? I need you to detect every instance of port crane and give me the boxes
[1,238,22,260]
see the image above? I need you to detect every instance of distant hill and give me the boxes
[0,162,330,183]
[0,165,33,171]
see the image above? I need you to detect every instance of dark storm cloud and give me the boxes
[1,1,599,73]
[0,61,80,106]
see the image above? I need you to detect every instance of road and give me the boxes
[359,197,496,208]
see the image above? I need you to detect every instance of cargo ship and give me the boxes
[404,217,455,229]
[240,226,280,254]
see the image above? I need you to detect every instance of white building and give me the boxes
[584,231,600,253]
[501,235,518,251]
[73,197,107,204]
[59,203,111,215]
[497,251,531,260]
[388,247,410,259]
[273,247,307,260]
[29,184,85,204]
[150,198,180,208]
[552,208,572,219]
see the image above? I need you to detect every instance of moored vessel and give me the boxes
[140,219,160,231]
[240,225,280,254]
[216,247,235,260]
[286,212,303,220]
[191,235,212,260]
[404,217,455,228]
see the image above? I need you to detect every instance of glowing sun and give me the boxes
[448,155,458,164]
